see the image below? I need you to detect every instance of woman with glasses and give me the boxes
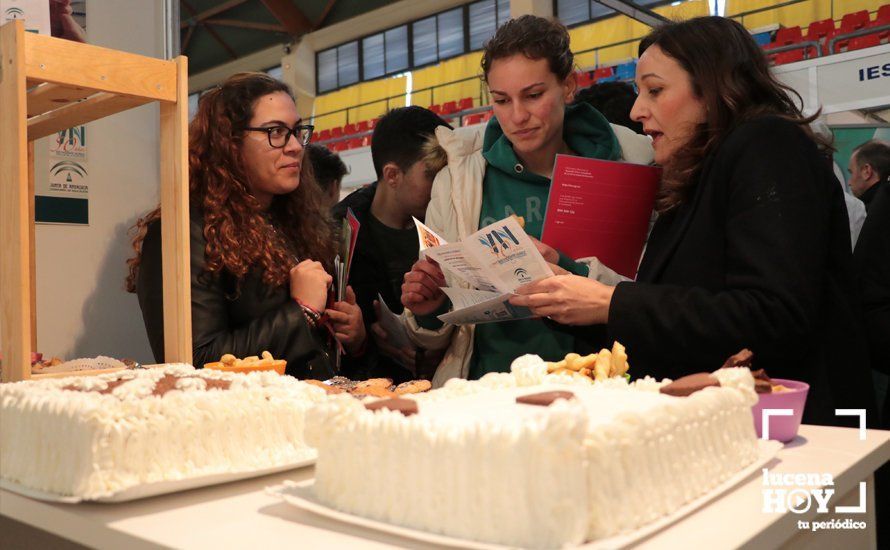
[126,72,366,379]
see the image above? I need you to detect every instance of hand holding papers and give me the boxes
[413,216,553,325]
[375,294,412,350]
[334,208,361,302]
[330,208,361,370]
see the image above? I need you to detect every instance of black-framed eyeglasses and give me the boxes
[244,123,314,148]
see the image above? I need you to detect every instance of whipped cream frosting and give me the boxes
[306,356,759,548]
[0,364,326,499]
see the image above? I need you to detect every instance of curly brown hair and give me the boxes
[481,15,573,82]
[639,17,823,213]
[125,72,336,293]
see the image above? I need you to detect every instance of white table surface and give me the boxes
[2,424,888,550]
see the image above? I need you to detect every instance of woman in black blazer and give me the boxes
[511,17,876,427]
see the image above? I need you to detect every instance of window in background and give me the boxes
[412,16,438,67]
[437,8,465,59]
[556,0,678,26]
[315,0,512,93]
[557,0,590,25]
[385,25,409,74]
[317,48,338,93]
[497,0,510,27]
[362,33,385,80]
[589,0,615,20]
[469,0,497,50]
[337,41,359,87]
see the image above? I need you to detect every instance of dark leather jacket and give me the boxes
[136,214,335,379]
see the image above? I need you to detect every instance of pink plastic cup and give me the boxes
[751,378,809,442]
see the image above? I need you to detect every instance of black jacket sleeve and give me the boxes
[855,185,890,375]
[136,218,333,379]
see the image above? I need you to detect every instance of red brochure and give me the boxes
[541,155,661,279]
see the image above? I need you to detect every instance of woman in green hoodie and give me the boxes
[400,15,653,386]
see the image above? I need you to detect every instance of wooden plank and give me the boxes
[316,0,338,29]
[27,82,93,117]
[159,56,193,364]
[260,0,313,35]
[27,92,152,141]
[23,31,177,103]
[204,19,286,33]
[0,21,33,382]
[179,0,249,28]
[28,141,37,351]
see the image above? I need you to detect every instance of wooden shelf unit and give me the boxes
[0,20,192,382]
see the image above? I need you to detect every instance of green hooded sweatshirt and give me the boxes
[469,102,620,379]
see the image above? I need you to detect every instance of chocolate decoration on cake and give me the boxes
[364,398,419,416]
[63,378,129,395]
[516,391,575,406]
[152,374,232,397]
[659,373,721,397]
[750,368,773,394]
[64,374,232,397]
[721,348,754,369]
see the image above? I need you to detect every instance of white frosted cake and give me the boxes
[0,364,326,499]
[306,356,759,548]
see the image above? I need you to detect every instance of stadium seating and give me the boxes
[774,26,803,45]
[441,101,458,115]
[615,61,636,81]
[313,5,890,136]
[593,66,616,83]
[848,34,881,51]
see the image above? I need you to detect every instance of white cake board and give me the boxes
[268,440,781,549]
[1,455,316,504]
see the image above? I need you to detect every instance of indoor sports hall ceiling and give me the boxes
[180,0,400,74]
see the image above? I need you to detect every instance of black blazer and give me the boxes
[854,185,890,429]
[608,116,877,427]
[136,215,335,379]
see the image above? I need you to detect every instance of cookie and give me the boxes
[303,379,345,394]
[326,376,358,391]
[394,380,432,395]
[353,378,393,391]
[350,385,397,399]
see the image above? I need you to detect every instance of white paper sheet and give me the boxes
[375,293,413,350]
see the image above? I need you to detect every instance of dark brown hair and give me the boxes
[481,15,573,81]
[126,72,336,292]
[640,16,822,213]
